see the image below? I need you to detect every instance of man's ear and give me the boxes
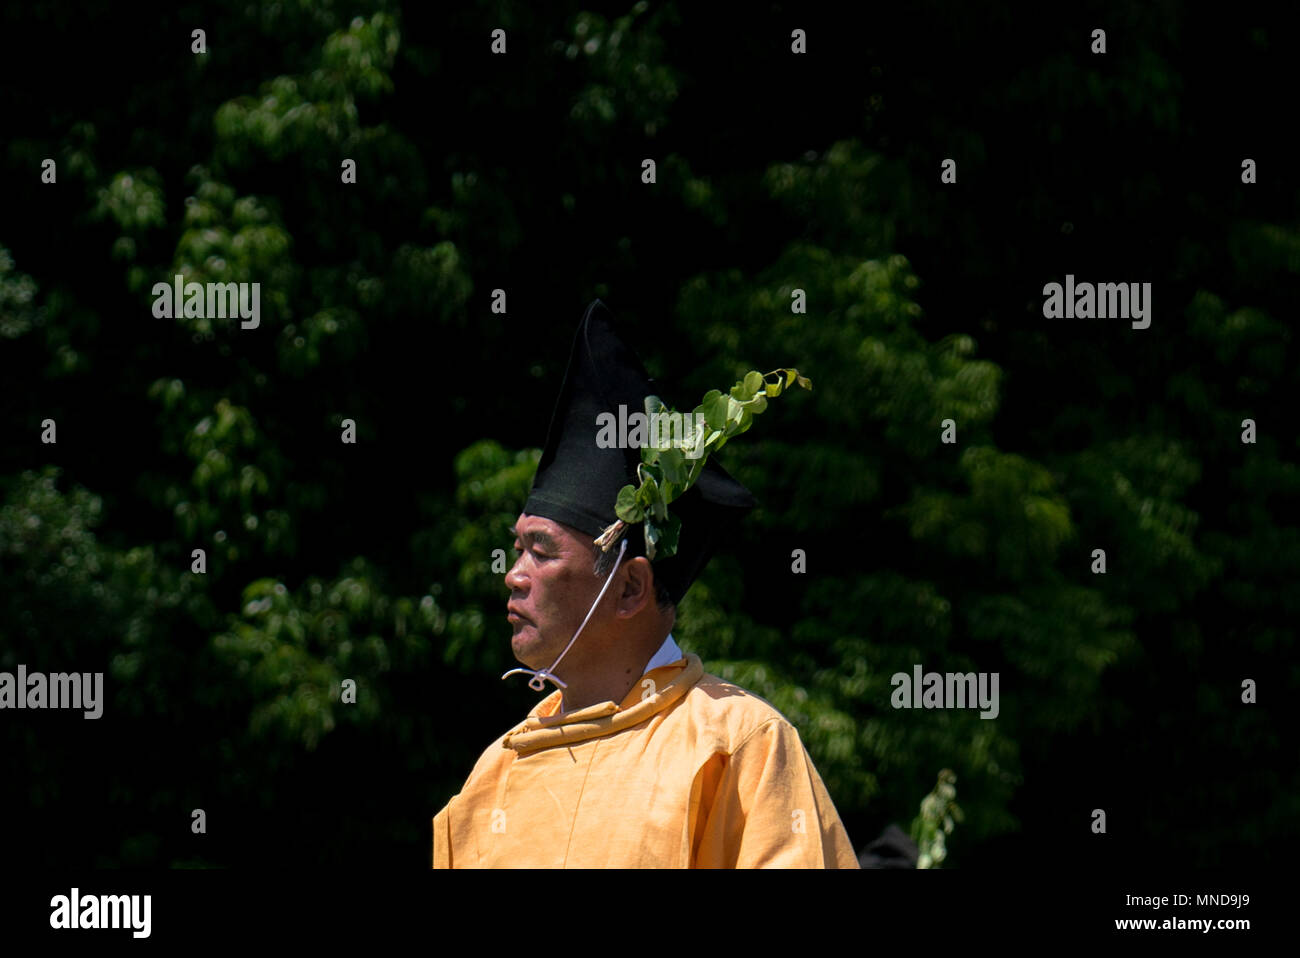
[614,556,656,618]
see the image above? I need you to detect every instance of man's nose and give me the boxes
[505,557,527,592]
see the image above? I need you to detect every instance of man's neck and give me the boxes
[558,633,674,714]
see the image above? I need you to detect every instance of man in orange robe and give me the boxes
[433,300,859,868]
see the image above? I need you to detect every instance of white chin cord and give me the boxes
[501,538,628,692]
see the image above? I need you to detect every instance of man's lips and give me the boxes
[507,604,532,624]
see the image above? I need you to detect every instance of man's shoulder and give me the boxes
[676,667,798,753]
[461,728,513,776]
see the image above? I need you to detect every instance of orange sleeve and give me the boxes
[692,719,860,868]
[432,802,452,869]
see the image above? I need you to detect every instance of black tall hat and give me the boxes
[523,299,757,604]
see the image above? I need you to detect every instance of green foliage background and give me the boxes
[1,2,1295,867]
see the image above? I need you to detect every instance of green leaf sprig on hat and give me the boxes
[594,367,811,560]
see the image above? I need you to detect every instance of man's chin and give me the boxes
[510,625,546,665]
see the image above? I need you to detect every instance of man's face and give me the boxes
[506,513,606,668]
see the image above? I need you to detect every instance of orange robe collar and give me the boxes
[501,653,704,757]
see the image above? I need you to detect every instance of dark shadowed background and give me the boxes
[1,1,1296,869]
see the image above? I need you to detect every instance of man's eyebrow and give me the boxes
[529,531,560,550]
[510,526,560,550]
